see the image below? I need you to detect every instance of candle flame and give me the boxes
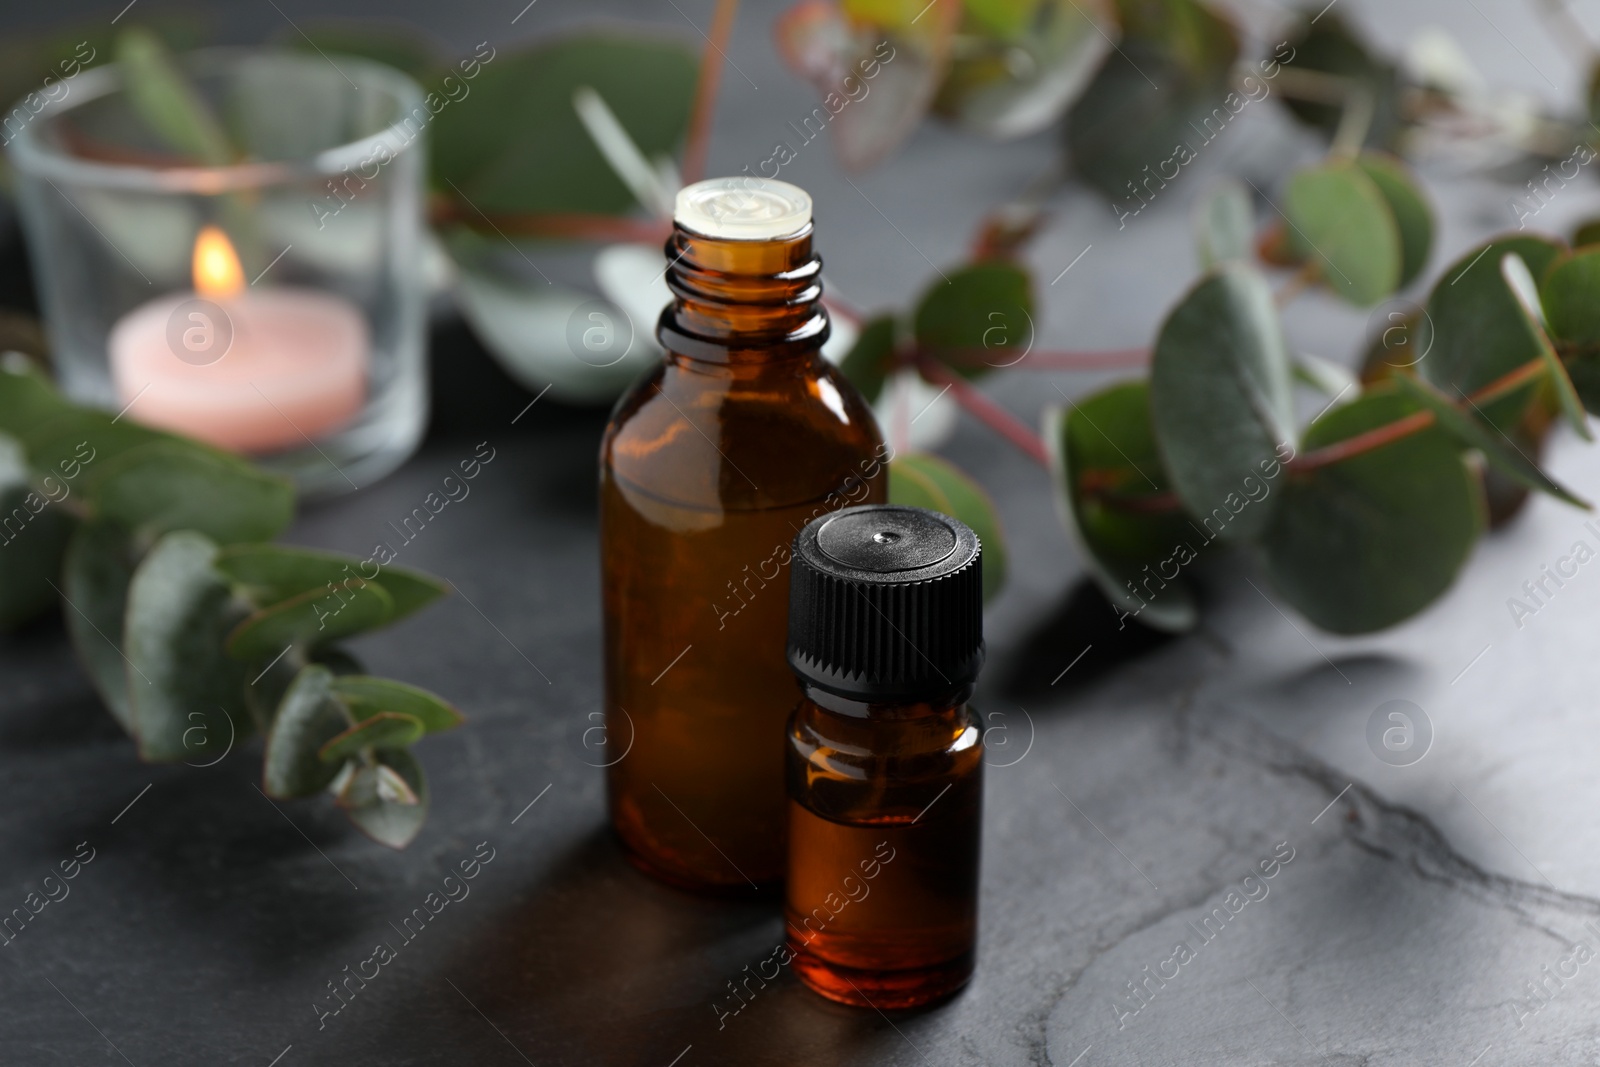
[192,225,245,298]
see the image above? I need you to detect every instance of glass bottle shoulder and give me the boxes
[790,696,982,761]
[787,693,983,823]
[601,350,886,513]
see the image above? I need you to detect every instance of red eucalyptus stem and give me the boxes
[1289,410,1434,473]
[428,199,673,244]
[913,354,1051,467]
[1467,356,1552,408]
[1290,357,1552,472]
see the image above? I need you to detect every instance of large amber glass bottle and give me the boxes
[599,178,887,892]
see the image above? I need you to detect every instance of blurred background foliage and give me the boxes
[5,0,1600,650]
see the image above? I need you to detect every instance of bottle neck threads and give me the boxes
[656,223,829,364]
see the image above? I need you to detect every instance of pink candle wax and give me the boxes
[109,287,369,454]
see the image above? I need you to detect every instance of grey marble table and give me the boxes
[5,0,1600,1063]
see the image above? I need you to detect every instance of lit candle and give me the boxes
[109,226,369,454]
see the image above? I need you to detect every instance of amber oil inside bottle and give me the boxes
[785,682,983,1008]
[600,181,887,892]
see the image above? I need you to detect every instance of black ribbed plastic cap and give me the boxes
[787,504,984,702]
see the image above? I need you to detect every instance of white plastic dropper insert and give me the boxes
[673,177,812,240]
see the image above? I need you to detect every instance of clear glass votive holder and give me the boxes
[5,47,429,497]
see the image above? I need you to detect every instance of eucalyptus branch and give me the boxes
[1289,409,1434,473]
[1261,64,1375,159]
[429,197,672,244]
[1269,66,1357,107]
[912,353,1050,467]
[1290,357,1550,473]
[0,364,458,849]
[1468,356,1553,408]
[1329,82,1376,160]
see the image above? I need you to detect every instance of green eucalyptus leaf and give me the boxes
[342,568,443,622]
[888,452,1008,600]
[839,316,898,405]
[336,760,421,809]
[1499,253,1590,441]
[1542,247,1600,414]
[214,543,447,620]
[0,433,74,632]
[1063,0,1239,201]
[1149,263,1295,542]
[1542,246,1600,347]
[340,748,428,849]
[1418,235,1564,430]
[1392,375,1586,508]
[90,441,294,546]
[242,642,361,735]
[116,27,232,165]
[60,520,139,731]
[0,354,75,442]
[432,33,697,216]
[243,644,363,734]
[125,530,250,763]
[318,711,425,763]
[23,411,166,488]
[1193,178,1254,268]
[913,261,1033,378]
[329,675,463,733]
[1261,387,1485,634]
[225,579,395,661]
[1044,384,1197,632]
[1355,152,1432,288]
[1285,160,1401,306]
[262,665,351,798]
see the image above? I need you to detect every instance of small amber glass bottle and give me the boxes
[784,504,985,1008]
[600,178,887,892]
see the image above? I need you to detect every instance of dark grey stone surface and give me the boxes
[7,328,1600,1067]
[6,0,1600,1063]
